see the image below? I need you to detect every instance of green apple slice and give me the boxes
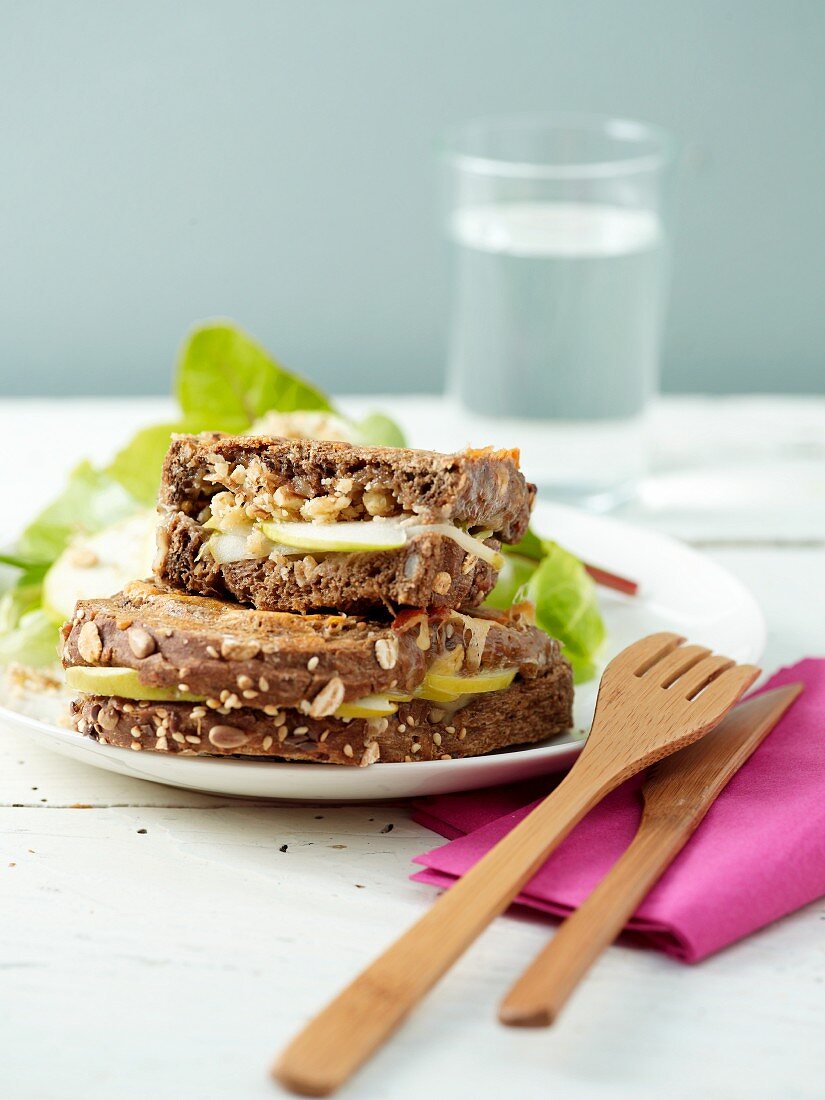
[335,694,399,719]
[207,531,257,564]
[413,683,465,703]
[65,665,206,703]
[417,666,517,702]
[259,520,407,554]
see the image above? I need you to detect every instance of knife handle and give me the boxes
[498,818,687,1027]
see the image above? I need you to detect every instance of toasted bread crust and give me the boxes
[71,664,574,765]
[159,434,535,543]
[155,512,497,615]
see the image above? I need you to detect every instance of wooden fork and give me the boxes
[273,634,759,1097]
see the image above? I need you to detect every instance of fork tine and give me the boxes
[615,632,685,677]
[645,644,711,687]
[678,655,735,698]
[689,663,761,707]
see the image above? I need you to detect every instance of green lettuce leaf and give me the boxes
[350,411,407,448]
[485,553,537,610]
[504,527,543,562]
[491,532,607,682]
[525,540,606,683]
[176,322,333,431]
[0,553,50,581]
[105,324,408,505]
[17,461,139,563]
[0,579,61,668]
[0,608,60,668]
[106,322,392,504]
[0,576,43,621]
[106,421,189,506]
[0,462,142,667]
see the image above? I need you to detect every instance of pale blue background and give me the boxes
[0,1,823,396]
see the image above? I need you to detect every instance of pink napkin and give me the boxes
[411,660,825,962]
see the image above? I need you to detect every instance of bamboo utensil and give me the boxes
[499,682,801,1027]
[274,633,759,1096]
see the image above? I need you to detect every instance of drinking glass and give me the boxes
[443,114,675,510]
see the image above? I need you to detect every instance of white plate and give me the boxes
[0,501,765,801]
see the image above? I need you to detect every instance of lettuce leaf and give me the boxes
[106,323,406,509]
[525,541,606,683]
[351,412,407,448]
[0,606,60,668]
[485,553,536,610]
[504,527,543,562]
[17,461,139,563]
[0,576,61,668]
[491,531,607,682]
[176,322,333,431]
[0,553,50,581]
[106,421,189,507]
[0,463,141,666]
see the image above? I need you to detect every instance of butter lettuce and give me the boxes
[106,324,407,507]
[176,322,333,430]
[0,462,141,666]
[483,553,536,611]
[526,541,606,682]
[0,605,60,668]
[106,421,190,507]
[18,461,139,564]
[0,554,50,581]
[503,528,544,562]
[489,533,606,683]
[351,411,407,448]
[0,570,61,669]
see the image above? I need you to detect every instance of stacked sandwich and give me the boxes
[62,435,574,765]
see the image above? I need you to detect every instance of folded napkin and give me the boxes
[411,659,825,962]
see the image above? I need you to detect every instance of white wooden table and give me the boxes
[2,396,824,1100]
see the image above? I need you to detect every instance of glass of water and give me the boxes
[443,114,674,510]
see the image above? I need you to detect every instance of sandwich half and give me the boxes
[154,434,534,614]
[61,582,573,766]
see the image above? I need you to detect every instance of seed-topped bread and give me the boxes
[61,582,573,766]
[160,434,534,539]
[62,581,561,709]
[72,671,573,766]
[154,434,535,613]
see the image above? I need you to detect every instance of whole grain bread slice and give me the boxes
[61,582,563,712]
[160,433,535,542]
[72,662,573,765]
